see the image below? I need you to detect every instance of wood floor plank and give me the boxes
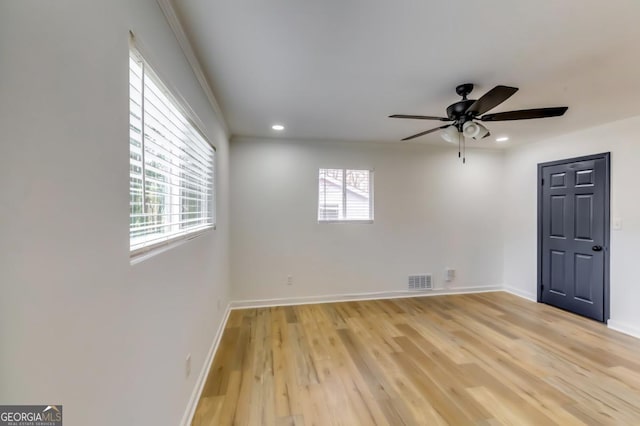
[275,415,305,426]
[392,333,492,422]
[466,386,556,426]
[200,327,240,398]
[392,350,477,425]
[271,307,298,419]
[192,292,640,425]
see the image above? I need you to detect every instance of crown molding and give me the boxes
[157,0,230,138]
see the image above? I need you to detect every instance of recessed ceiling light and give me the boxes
[496,136,509,142]
[271,124,285,131]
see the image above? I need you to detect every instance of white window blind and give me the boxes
[318,169,373,222]
[129,47,215,255]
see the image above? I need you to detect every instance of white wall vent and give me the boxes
[408,274,433,290]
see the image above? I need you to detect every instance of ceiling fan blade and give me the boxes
[479,107,568,121]
[389,114,451,121]
[401,125,450,141]
[466,85,519,116]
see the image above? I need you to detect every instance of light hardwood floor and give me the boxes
[192,292,640,425]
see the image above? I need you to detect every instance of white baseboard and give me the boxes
[502,286,537,302]
[608,319,640,340]
[229,285,503,309]
[180,304,232,426]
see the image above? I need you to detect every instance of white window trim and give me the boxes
[129,32,217,262]
[319,220,374,225]
[317,168,374,224]
[130,226,213,265]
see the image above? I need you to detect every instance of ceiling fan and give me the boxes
[389,83,568,163]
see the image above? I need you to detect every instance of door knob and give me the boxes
[592,245,603,252]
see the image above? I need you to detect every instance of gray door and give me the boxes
[539,154,609,322]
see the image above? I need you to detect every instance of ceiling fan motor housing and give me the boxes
[446,99,475,121]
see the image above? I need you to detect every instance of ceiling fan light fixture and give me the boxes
[462,121,478,138]
[440,125,459,144]
[474,122,490,139]
[463,121,490,139]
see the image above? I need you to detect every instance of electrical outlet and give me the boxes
[185,354,191,378]
[287,275,293,286]
[445,268,455,282]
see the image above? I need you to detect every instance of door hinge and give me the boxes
[541,284,544,291]
[541,178,544,186]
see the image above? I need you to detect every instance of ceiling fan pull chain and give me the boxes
[463,136,466,164]
[458,131,461,158]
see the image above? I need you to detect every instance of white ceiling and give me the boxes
[175,0,640,147]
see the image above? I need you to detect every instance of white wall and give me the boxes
[2,2,637,423]
[230,137,505,302]
[504,116,640,334]
[0,1,229,425]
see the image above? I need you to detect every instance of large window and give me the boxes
[318,169,373,222]
[129,47,215,255]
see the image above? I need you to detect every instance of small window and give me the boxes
[129,47,215,256]
[318,169,373,222]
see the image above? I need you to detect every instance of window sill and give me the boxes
[318,220,374,224]
[130,225,215,265]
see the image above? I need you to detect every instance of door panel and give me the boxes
[549,250,566,295]
[550,196,566,237]
[574,254,593,302]
[574,194,593,240]
[540,156,608,321]
[550,172,566,187]
[576,169,594,186]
